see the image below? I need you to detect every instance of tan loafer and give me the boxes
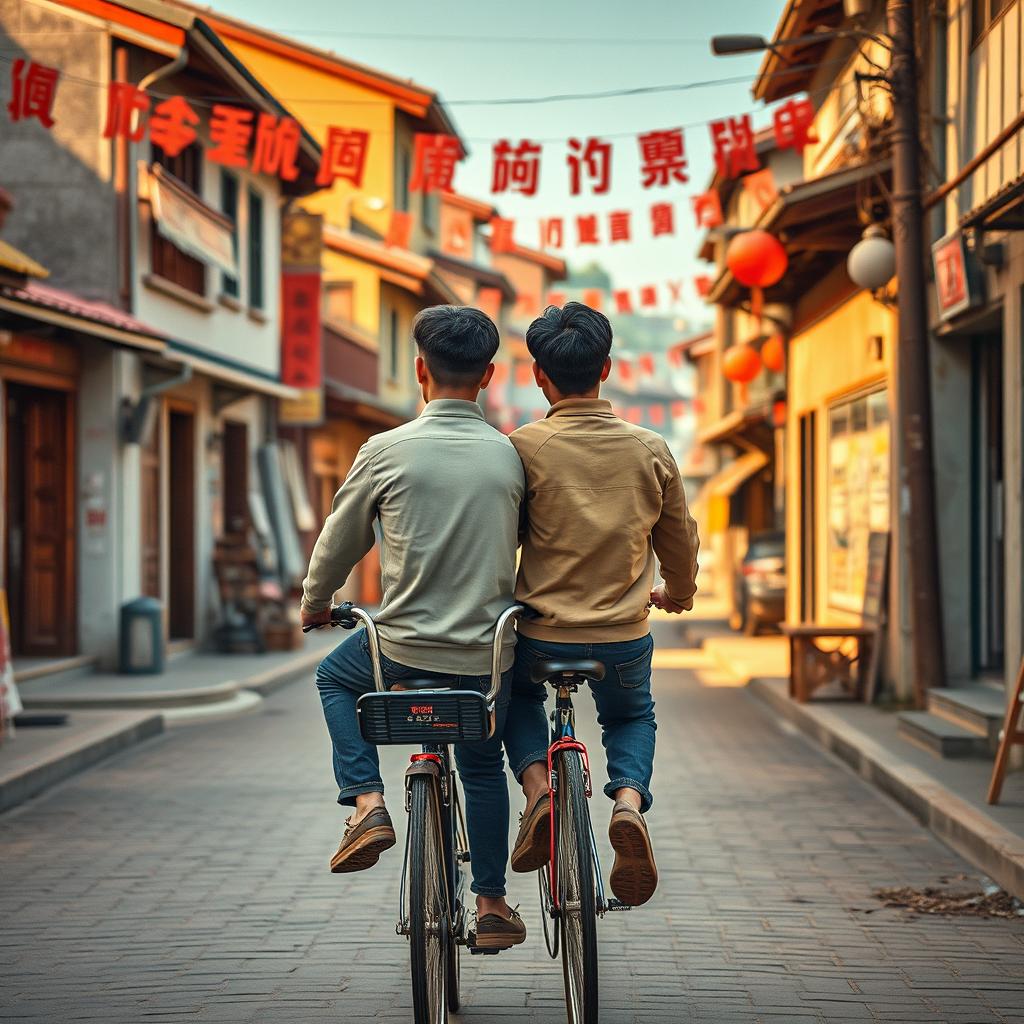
[511,793,551,873]
[608,802,658,906]
[330,807,396,873]
[469,908,527,950]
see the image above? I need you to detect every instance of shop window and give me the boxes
[826,389,890,612]
[248,187,264,310]
[972,0,1011,45]
[220,169,239,299]
[151,142,206,296]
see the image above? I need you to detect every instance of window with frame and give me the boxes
[151,142,206,296]
[248,187,264,311]
[972,0,1011,45]
[220,169,239,299]
[827,389,890,611]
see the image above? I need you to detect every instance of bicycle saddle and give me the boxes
[530,659,606,685]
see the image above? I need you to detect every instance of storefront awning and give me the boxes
[164,341,301,400]
[707,450,769,499]
[0,239,49,279]
[0,281,169,352]
[148,165,238,277]
[697,407,774,454]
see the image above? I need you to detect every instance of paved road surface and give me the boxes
[2,626,1023,1023]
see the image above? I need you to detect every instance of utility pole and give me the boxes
[887,0,946,699]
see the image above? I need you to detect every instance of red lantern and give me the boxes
[725,230,788,287]
[761,334,786,373]
[722,343,761,383]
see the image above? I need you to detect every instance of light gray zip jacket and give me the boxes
[301,399,525,673]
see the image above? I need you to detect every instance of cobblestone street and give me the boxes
[3,626,1024,1023]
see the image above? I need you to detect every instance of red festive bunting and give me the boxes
[8,59,58,128]
[650,202,675,237]
[491,139,542,196]
[546,290,567,307]
[384,210,414,249]
[668,346,684,368]
[515,362,534,387]
[648,405,665,427]
[490,216,516,253]
[638,128,688,188]
[773,97,818,155]
[539,217,564,249]
[567,136,612,195]
[207,105,252,167]
[576,214,599,245]
[618,358,634,382]
[613,290,633,314]
[582,289,603,311]
[515,292,538,315]
[317,127,369,188]
[410,133,461,193]
[640,285,658,308]
[252,113,300,181]
[693,396,706,414]
[625,408,643,424]
[694,275,713,298]
[150,96,199,158]
[667,280,684,303]
[638,354,655,376]
[103,81,149,141]
[709,115,759,179]
[609,210,631,243]
[742,167,778,212]
[671,400,687,419]
[691,189,723,229]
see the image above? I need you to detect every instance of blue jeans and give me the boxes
[315,630,513,898]
[505,634,657,813]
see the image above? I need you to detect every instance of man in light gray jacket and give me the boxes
[300,305,527,949]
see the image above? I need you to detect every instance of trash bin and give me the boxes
[120,597,164,674]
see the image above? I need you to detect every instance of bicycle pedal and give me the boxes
[468,944,503,955]
[606,899,633,912]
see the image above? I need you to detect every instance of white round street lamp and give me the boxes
[847,225,896,290]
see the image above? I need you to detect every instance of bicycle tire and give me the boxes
[557,750,599,1024]
[446,786,467,1014]
[408,774,449,1024]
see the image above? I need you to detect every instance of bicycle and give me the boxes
[305,601,524,1024]
[529,657,633,1024]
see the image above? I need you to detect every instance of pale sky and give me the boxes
[208,0,781,331]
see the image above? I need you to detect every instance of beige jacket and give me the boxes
[510,398,699,643]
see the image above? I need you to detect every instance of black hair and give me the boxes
[412,305,499,386]
[525,302,613,396]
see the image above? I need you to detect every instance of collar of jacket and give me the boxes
[420,399,486,419]
[546,398,616,419]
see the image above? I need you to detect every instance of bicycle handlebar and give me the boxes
[303,601,528,707]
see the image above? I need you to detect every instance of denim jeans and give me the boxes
[315,629,513,897]
[504,634,657,812]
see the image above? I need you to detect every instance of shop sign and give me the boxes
[280,211,323,426]
[932,231,981,322]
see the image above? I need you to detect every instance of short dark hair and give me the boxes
[525,302,613,395]
[412,305,499,386]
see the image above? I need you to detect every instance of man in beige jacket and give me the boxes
[502,301,699,907]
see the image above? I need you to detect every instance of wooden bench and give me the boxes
[781,531,889,703]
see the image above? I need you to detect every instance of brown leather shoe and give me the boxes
[330,807,396,873]
[608,802,658,906]
[469,908,527,950]
[511,793,551,873]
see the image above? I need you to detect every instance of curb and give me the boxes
[243,646,325,697]
[747,675,1024,900]
[0,711,164,815]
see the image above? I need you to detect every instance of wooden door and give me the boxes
[221,420,249,536]
[140,408,162,598]
[167,407,196,640]
[4,382,75,656]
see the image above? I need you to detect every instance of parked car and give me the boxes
[731,531,786,635]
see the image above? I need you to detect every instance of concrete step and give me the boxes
[897,710,992,759]
[927,686,1006,752]
[14,654,100,689]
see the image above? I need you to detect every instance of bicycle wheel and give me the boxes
[408,774,449,1024]
[557,750,599,1024]
[446,786,468,1014]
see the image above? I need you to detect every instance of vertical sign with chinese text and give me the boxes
[279,211,324,425]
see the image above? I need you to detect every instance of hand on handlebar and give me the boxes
[649,583,686,615]
[300,607,333,632]
[301,602,359,632]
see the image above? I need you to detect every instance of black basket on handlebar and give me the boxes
[357,689,492,745]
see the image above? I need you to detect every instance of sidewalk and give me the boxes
[688,617,1024,900]
[1,629,338,814]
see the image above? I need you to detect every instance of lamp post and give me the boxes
[712,0,947,700]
